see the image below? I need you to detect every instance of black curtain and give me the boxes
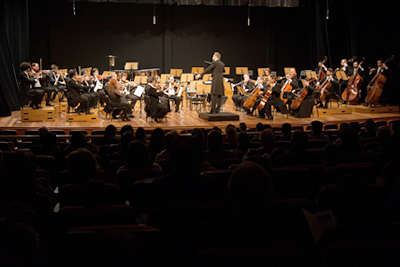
[0,0,30,114]
[78,0,300,6]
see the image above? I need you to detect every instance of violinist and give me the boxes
[91,68,106,107]
[121,75,140,115]
[161,76,182,112]
[145,76,168,123]
[257,74,289,120]
[232,73,254,110]
[48,64,67,102]
[315,68,339,109]
[19,62,45,109]
[31,62,54,107]
[80,69,98,109]
[65,69,92,115]
[108,78,132,121]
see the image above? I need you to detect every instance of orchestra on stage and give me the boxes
[19,54,394,122]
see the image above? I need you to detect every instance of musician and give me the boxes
[263,69,271,82]
[47,64,67,102]
[249,76,269,114]
[367,59,391,105]
[280,70,300,108]
[31,63,54,106]
[65,69,92,115]
[232,73,254,110]
[145,76,168,122]
[195,52,225,114]
[315,61,328,74]
[80,69,98,109]
[108,78,132,121]
[161,76,182,112]
[120,75,140,114]
[293,79,315,118]
[19,62,45,109]
[315,68,339,108]
[91,68,106,107]
[340,59,353,77]
[257,74,289,120]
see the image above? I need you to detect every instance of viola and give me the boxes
[341,57,365,103]
[365,55,394,104]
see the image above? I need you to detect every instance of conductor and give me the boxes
[196,52,225,113]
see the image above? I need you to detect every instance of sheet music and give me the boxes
[134,85,144,97]
[177,86,184,97]
[231,83,235,91]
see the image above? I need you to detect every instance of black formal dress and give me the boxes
[81,80,98,108]
[145,83,168,120]
[109,86,132,117]
[199,59,225,113]
[280,76,300,108]
[293,84,315,118]
[19,72,45,108]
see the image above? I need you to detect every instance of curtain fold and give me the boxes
[75,0,299,6]
[0,0,30,114]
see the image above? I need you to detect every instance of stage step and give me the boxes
[352,105,399,113]
[66,113,98,122]
[21,106,55,122]
[315,106,353,115]
[199,112,239,121]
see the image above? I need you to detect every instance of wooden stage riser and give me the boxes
[3,99,398,133]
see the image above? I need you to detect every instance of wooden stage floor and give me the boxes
[1,100,400,134]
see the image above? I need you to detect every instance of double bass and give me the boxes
[341,57,365,103]
[365,55,394,104]
[291,78,316,110]
[317,56,328,81]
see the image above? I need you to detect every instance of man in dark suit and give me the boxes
[145,76,168,122]
[258,74,289,120]
[47,64,67,102]
[196,52,225,113]
[19,62,45,109]
[65,69,92,115]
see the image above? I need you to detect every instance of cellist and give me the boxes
[315,68,339,109]
[257,74,289,120]
[280,70,300,110]
[232,73,254,110]
[366,58,391,106]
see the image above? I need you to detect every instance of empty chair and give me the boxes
[324,124,338,130]
[201,169,234,189]
[24,130,39,135]
[374,120,387,128]
[0,130,17,135]
[69,130,88,135]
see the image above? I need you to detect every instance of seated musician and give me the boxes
[232,73,254,110]
[31,62,54,106]
[250,76,269,114]
[366,58,391,105]
[108,78,132,121]
[293,78,315,118]
[280,70,300,109]
[315,61,328,75]
[257,74,289,120]
[91,68,106,107]
[145,76,169,123]
[19,62,45,109]
[120,75,140,114]
[80,69,98,109]
[316,68,340,109]
[161,76,182,112]
[48,64,67,102]
[65,69,93,115]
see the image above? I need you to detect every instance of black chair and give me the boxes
[104,95,124,121]
[143,95,153,122]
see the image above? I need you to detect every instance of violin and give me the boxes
[291,78,316,110]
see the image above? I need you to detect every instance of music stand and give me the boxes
[58,69,68,74]
[202,74,212,82]
[160,74,169,83]
[83,67,92,75]
[102,71,116,78]
[107,55,117,71]
[336,71,348,81]
[258,67,270,76]
[180,73,194,83]
[284,67,297,76]
[305,71,318,80]
[224,67,230,75]
[191,67,204,74]
[124,62,138,70]
[236,67,249,75]
[170,69,183,78]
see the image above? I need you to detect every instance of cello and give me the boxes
[243,83,262,109]
[316,68,339,101]
[257,84,274,112]
[317,56,328,81]
[341,57,365,103]
[291,78,316,110]
[365,55,394,104]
